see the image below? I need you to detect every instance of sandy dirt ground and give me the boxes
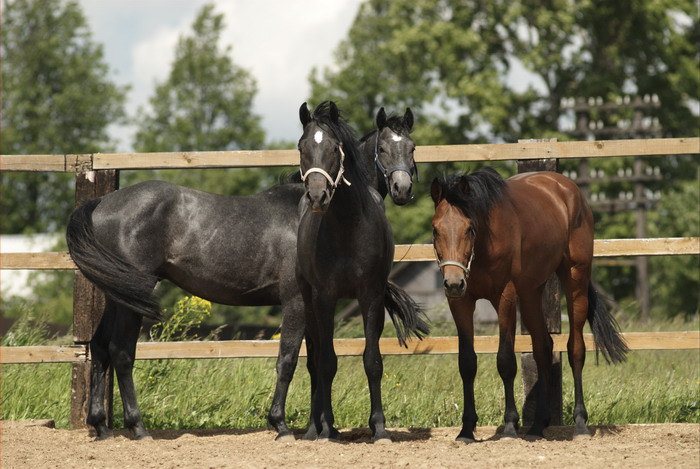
[2,420,699,469]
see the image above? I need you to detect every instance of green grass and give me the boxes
[2,344,698,430]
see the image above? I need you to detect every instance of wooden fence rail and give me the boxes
[2,331,698,364]
[1,137,698,171]
[2,237,699,270]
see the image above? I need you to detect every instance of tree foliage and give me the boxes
[129,4,273,196]
[1,0,127,234]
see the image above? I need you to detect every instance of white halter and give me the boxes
[434,237,476,278]
[300,145,352,190]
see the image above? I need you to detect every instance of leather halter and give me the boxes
[300,145,352,193]
[373,131,419,192]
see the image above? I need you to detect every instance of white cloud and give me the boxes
[78,0,363,150]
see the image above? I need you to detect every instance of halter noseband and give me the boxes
[300,144,352,193]
[434,238,476,279]
[374,131,419,189]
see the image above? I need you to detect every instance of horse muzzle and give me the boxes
[388,171,413,205]
[443,276,467,298]
[304,174,332,213]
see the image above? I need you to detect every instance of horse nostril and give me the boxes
[459,278,466,290]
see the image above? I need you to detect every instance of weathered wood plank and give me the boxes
[0,344,87,363]
[93,149,300,170]
[415,137,699,163]
[3,332,697,363]
[0,252,75,269]
[2,237,698,270]
[2,138,697,171]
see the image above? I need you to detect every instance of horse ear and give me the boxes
[376,107,387,130]
[329,101,340,123]
[299,102,312,126]
[430,178,443,206]
[403,107,414,132]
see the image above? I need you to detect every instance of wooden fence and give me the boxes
[1,136,699,428]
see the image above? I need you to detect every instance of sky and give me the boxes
[77,0,365,151]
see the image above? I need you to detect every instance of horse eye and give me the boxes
[379,146,386,153]
[467,227,475,236]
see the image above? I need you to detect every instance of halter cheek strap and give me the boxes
[300,145,352,189]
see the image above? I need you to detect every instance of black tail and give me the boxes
[588,284,628,364]
[384,281,430,347]
[66,198,162,321]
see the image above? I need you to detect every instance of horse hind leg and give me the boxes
[87,299,116,439]
[359,290,390,443]
[267,295,306,441]
[518,286,553,439]
[109,304,149,440]
[558,263,592,438]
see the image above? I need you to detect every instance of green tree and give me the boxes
[648,176,700,318]
[130,3,270,195]
[1,0,127,234]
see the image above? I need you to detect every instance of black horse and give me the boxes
[358,107,417,205]
[292,101,429,443]
[66,104,418,440]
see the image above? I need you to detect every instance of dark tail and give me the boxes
[384,281,430,347]
[66,198,163,321]
[588,284,628,364]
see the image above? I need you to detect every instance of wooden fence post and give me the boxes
[517,139,563,426]
[70,168,118,430]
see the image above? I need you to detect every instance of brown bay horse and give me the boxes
[430,167,628,442]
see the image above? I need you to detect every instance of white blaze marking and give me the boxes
[314,130,324,143]
[391,133,403,142]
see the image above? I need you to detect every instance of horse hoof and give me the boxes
[573,428,592,440]
[456,436,476,444]
[373,437,392,445]
[501,429,519,440]
[275,433,296,443]
[135,434,153,441]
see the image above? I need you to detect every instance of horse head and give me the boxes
[298,101,351,213]
[374,107,417,205]
[431,176,475,298]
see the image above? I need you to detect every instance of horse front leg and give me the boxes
[268,295,306,441]
[448,295,478,442]
[308,291,338,441]
[493,283,520,438]
[359,290,391,443]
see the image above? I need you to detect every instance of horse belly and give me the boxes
[164,266,282,306]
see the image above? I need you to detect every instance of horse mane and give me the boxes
[440,167,507,231]
[311,101,369,187]
[360,114,411,142]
